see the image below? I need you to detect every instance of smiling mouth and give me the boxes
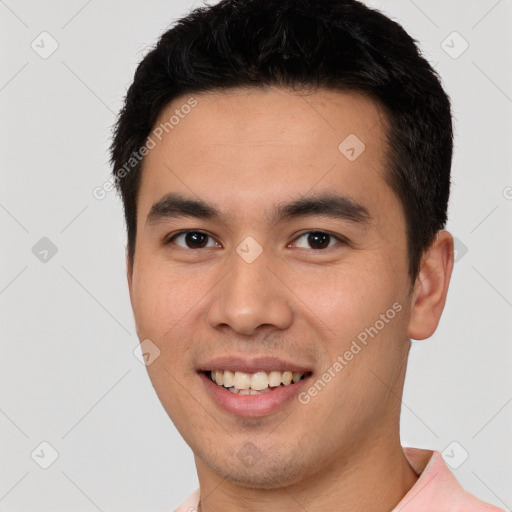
[204,369,312,395]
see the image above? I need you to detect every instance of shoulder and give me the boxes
[395,448,505,512]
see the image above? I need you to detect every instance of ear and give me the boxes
[126,248,133,299]
[407,230,454,340]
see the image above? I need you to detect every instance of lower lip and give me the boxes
[199,372,311,417]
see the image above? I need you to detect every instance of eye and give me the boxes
[165,230,345,251]
[291,231,345,250]
[167,231,221,249]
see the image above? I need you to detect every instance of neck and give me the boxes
[194,435,419,512]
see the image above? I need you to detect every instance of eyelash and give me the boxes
[164,230,348,251]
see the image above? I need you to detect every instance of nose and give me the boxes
[207,249,294,336]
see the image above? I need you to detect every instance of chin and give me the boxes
[199,446,311,489]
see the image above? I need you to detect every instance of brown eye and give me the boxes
[293,231,343,250]
[168,231,219,249]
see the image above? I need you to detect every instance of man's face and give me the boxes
[128,87,415,487]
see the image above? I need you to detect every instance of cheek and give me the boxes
[130,270,202,378]
[130,264,209,427]
[293,261,402,344]
[131,259,204,335]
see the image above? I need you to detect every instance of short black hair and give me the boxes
[110,0,453,281]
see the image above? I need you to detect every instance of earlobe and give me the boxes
[407,230,454,340]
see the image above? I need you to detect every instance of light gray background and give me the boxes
[1,1,511,510]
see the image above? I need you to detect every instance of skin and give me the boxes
[126,86,454,512]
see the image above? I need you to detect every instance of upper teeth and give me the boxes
[210,370,304,391]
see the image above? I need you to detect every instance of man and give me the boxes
[110,0,504,510]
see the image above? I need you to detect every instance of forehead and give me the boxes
[138,86,396,224]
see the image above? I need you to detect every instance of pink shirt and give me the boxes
[174,447,504,511]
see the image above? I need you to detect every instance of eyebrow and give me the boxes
[146,192,372,227]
